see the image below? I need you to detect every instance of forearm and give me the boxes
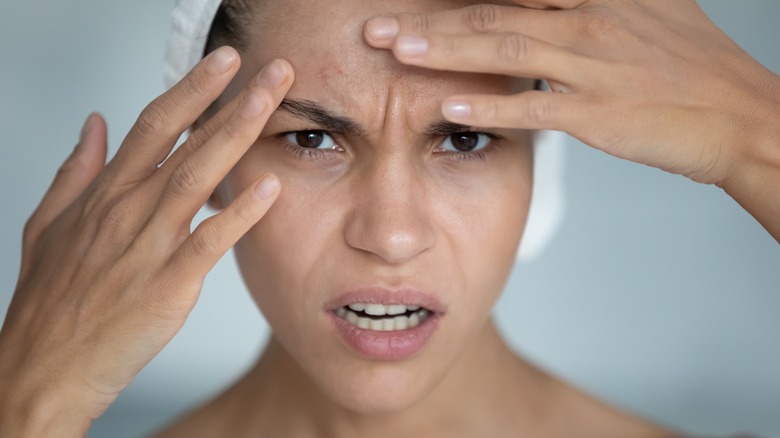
[720,84,780,242]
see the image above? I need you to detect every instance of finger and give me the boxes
[513,0,588,9]
[390,32,584,84]
[23,113,108,248]
[166,173,280,281]
[151,58,263,184]
[440,91,581,131]
[130,65,258,217]
[364,5,565,48]
[148,59,293,233]
[153,54,299,183]
[107,46,240,185]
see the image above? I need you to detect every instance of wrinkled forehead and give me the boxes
[232,0,527,115]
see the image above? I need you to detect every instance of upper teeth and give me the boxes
[347,303,419,316]
[336,304,431,331]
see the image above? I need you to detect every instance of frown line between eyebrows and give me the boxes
[277,99,488,138]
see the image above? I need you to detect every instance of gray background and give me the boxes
[0,1,778,437]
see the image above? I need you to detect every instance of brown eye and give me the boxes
[443,132,491,152]
[292,131,327,148]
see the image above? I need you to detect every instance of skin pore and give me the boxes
[157,0,675,436]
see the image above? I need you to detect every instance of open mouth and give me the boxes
[334,303,433,332]
[327,290,443,359]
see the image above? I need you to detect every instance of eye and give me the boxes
[441,132,492,152]
[285,130,339,150]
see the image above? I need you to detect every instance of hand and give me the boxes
[0,48,293,435]
[363,1,780,186]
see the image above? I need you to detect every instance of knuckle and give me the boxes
[186,122,215,150]
[101,197,134,230]
[135,101,170,138]
[439,36,458,59]
[497,33,531,65]
[221,114,246,141]
[93,196,135,242]
[190,222,221,256]
[526,97,554,125]
[579,13,615,38]
[399,12,432,34]
[170,159,206,195]
[179,71,209,99]
[482,99,500,122]
[464,4,502,32]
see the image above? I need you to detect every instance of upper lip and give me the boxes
[325,286,447,314]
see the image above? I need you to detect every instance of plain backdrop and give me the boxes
[0,1,778,437]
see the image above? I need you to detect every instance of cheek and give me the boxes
[228,145,532,409]
[229,142,532,318]
[432,156,532,326]
[230,156,344,322]
[231,145,529,316]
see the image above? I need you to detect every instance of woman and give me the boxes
[0,0,777,436]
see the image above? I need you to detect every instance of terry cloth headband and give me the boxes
[163,0,566,262]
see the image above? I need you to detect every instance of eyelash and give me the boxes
[438,132,500,163]
[275,130,502,162]
[275,133,331,161]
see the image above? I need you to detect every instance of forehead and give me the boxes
[232,0,528,128]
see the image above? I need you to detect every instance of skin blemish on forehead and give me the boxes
[315,65,344,89]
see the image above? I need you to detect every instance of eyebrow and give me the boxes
[423,120,481,137]
[278,99,364,135]
[278,98,480,137]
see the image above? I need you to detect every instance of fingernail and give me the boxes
[395,35,428,57]
[257,59,287,90]
[241,91,267,118]
[442,100,471,119]
[207,47,237,74]
[79,112,97,144]
[253,175,280,199]
[366,17,400,40]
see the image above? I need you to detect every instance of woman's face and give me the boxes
[214,0,534,413]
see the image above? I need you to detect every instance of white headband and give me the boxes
[164,0,566,262]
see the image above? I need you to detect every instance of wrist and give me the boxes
[719,74,780,190]
[718,76,780,240]
[0,373,93,437]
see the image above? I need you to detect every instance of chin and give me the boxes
[314,364,441,414]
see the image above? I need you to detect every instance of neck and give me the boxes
[236,318,556,437]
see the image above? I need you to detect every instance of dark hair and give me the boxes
[204,0,253,56]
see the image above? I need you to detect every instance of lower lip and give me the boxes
[328,311,441,361]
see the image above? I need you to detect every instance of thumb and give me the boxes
[23,113,108,251]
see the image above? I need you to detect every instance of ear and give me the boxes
[190,115,227,211]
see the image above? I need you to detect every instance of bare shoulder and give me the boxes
[545,379,681,438]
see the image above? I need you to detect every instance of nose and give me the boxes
[344,153,436,265]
